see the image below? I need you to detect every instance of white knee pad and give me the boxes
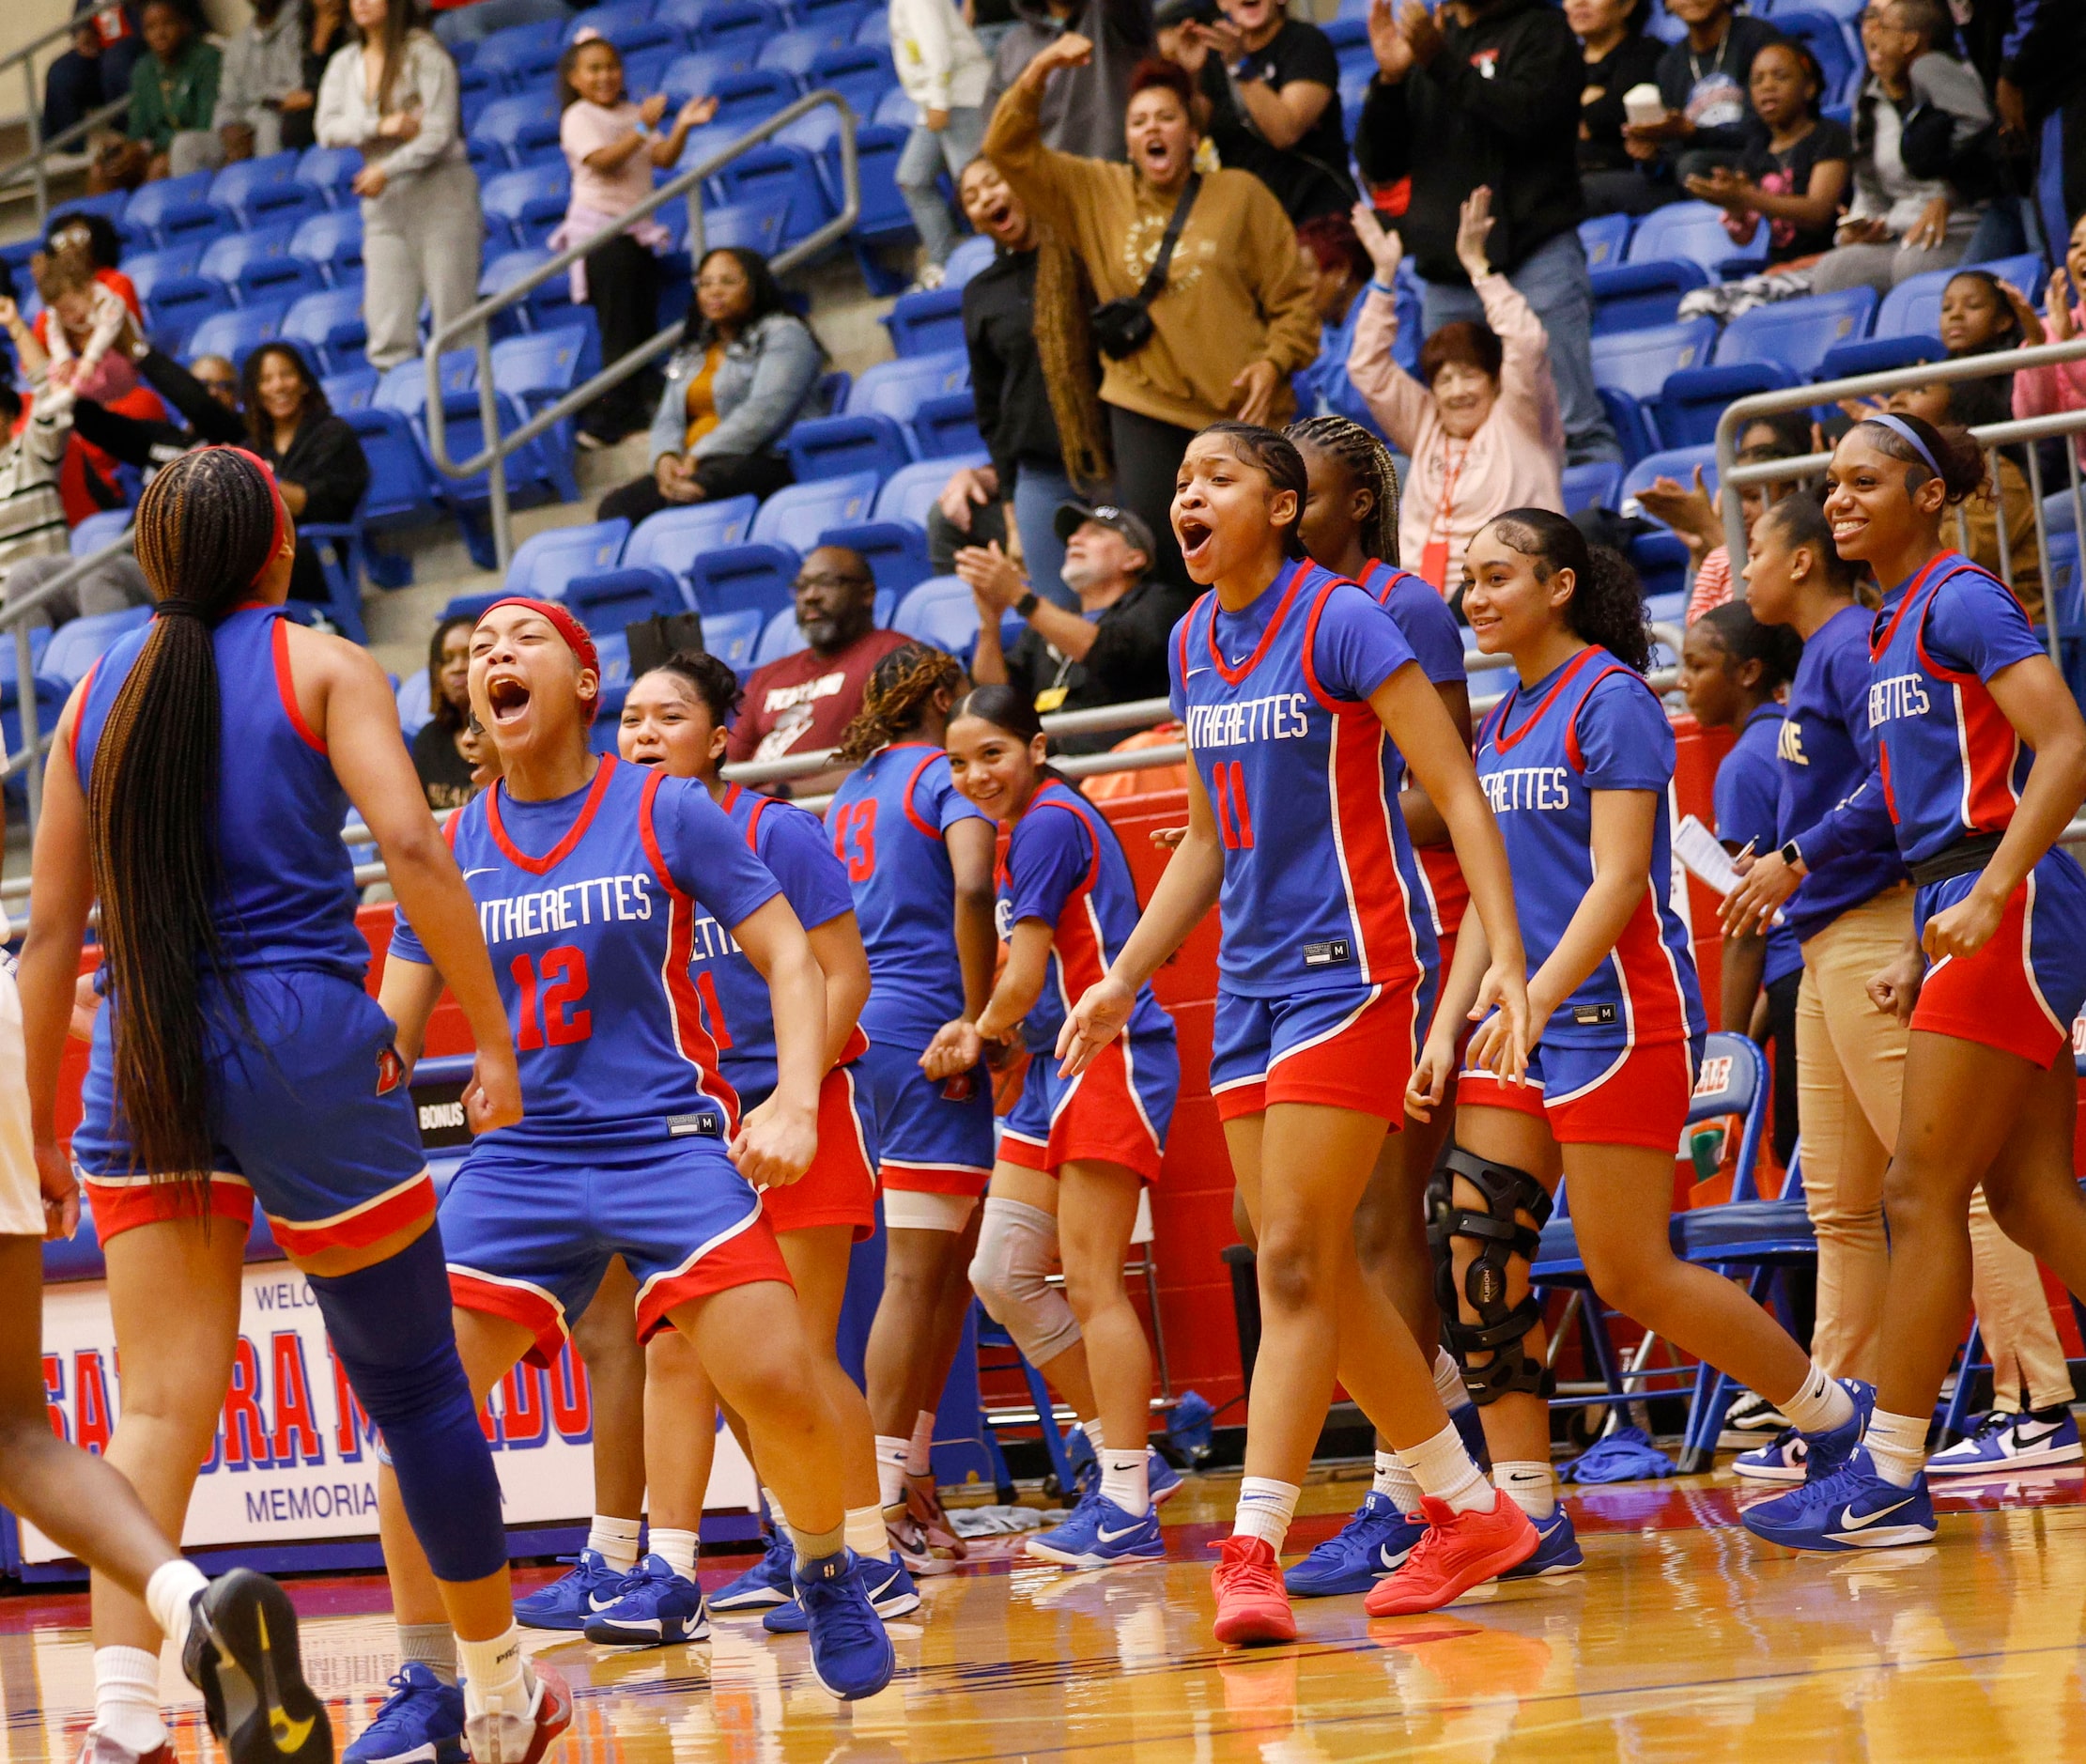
[884,1187,979,1233]
[968,1196,1082,1366]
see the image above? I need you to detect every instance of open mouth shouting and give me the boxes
[485,672,533,726]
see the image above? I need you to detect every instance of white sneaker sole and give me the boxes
[1926,1439,2085,1476]
[1024,1540,1167,1571]
[1729,1459,1807,1483]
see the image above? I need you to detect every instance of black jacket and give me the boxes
[257,411,370,607]
[1578,31,1665,173]
[964,244,1063,488]
[1356,0,1584,285]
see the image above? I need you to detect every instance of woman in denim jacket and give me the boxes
[598,246,824,524]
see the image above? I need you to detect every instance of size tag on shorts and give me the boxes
[1572,1003,1618,1027]
[668,1112,725,1138]
[1303,938,1352,968]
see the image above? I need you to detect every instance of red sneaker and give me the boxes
[1211,1535,1298,1646]
[1363,1493,1537,1617]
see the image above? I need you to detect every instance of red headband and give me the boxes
[476,596,602,716]
[220,447,289,588]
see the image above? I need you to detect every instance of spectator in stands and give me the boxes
[1570,0,1669,218]
[1687,43,1851,262]
[959,501,1192,752]
[206,0,311,166]
[1810,0,1994,296]
[1358,0,1620,467]
[1622,0,1783,189]
[1941,267,2031,360]
[1347,189,1565,594]
[242,342,372,611]
[1166,0,1355,224]
[2010,218,2086,469]
[552,33,717,448]
[985,0,1154,161]
[986,44,1320,584]
[430,0,575,50]
[317,0,484,374]
[891,0,996,282]
[1291,209,1375,427]
[412,614,478,810]
[596,245,824,523]
[31,245,136,407]
[1628,409,1811,620]
[0,332,134,617]
[727,547,912,786]
[18,210,138,325]
[44,1,144,151]
[89,0,220,187]
[930,157,1107,608]
[301,0,351,147]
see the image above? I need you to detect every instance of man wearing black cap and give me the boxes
[955,501,1194,755]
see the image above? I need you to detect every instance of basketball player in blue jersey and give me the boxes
[933,685,1179,1570]
[589,649,917,1637]
[826,645,1005,1573]
[1740,415,2086,1551]
[17,449,560,1764]
[373,599,895,1705]
[1276,414,1498,1599]
[1059,422,1539,1646]
[1398,509,1865,1586]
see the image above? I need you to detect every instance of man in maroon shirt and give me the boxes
[727,545,910,792]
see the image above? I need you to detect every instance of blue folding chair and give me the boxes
[853,7,888,47]
[481,164,573,252]
[473,18,568,86]
[874,454,984,526]
[185,298,293,370]
[1816,333,1945,383]
[1657,363,1799,448]
[807,45,892,116]
[564,0,680,54]
[475,95,564,170]
[848,348,970,425]
[757,24,843,78]
[1767,8,1855,101]
[1629,200,1765,280]
[941,234,994,289]
[290,209,365,286]
[696,200,786,257]
[118,244,201,302]
[1562,460,1623,516]
[322,365,380,411]
[1589,260,1709,334]
[891,574,981,651]
[39,606,150,689]
[750,472,880,550]
[911,391,983,458]
[818,519,931,595]
[694,1,780,70]
[1579,211,1632,271]
[1598,387,1662,468]
[145,276,232,358]
[873,83,917,130]
[564,565,688,629]
[200,223,320,305]
[621,497,760,580]
[1876,253,2047,340]
[122,172,224,250]
[883,285,966,357]
[478,246,556,338]
[688,543,800,625]
[502,518,633,599]
[702,606,766,673]
[1590,318,1717,406]
[1715,287,1877,377]
[282,286,370,375]
[783,413,911,485]
[208,152,312,229]
[713,145,834,250]
[295,146,361,209]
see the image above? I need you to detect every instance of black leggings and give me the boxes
[1764,966,1800,1169]
[582,234,665,440]
[597,451,796,524]
[1106,404,1198,589]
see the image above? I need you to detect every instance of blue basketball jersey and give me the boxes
[693,782,864,1099]
[824,742,992,1039]
[1168,559,1437,998]
[1474,646,1705,1049]
[1867,552,2045,867]
[71,605,368,980]
[1358,559,1467,689]
[389,757,780,1149]
[997,779,1171,1054]
[1715,704,1803,988]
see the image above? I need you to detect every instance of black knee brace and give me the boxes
[1427,1145,1555,1405]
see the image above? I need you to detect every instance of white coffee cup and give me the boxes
[1623,83,1667,128]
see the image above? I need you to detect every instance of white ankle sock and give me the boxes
[650,1527,699,1582]
[1780,1364,1855,1435]
[1866,1408,1929,1488]
[1371,1449,1423,1514]
[142,1560,207,1653]
[398,1623,457,1685]
[1433,1349,1473,1413]
[92,1646,164,1756]
[1230,1477,1301,1548]
[905,1410,936,1477]
[586,1514,641,1572]
[1399,1422,1493,1515]
[456,1625,529,1720]
[1099,1444,1150,1514]
[873,1435,908,1508]
[843,1505,888,1559]
[1493,1460,1556,1520]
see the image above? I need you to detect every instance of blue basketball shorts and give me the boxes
[858,1029,995,1197]
[1000,1030,1177,1184]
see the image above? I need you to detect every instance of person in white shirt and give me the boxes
[889,0,994,275]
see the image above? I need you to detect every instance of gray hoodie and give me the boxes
[983,0,1154,162]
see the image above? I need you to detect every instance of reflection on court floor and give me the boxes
[3,1466,2084,1763]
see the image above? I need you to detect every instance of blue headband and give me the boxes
[1861,412,1943,480]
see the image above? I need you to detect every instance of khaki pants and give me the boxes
[1798,887,2072,1402]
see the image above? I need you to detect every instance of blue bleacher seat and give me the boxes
[377,348,477,416]
[1875,254,2047,340]
[123,171,224,249]
[473,18,568,85]
[200,223,320,304]
[807,44,892,115]
[694,1,780,70]
[622,497,761,578]
[621,45,675,97]
[422,387,582,552]
[1657,362,1799,448]
[795,0,867,26]
[784,413,912,484]
[1561,461,1623,516]
[1768,8,1855,101]
[1579,212,1631,271]
[208,152,309,228]
[757,23,847,78]
[503,518,633,599]
[322,365,380,410]
[776,104,844,155]
[715,144,834,249]
[687,70,803,138]
[660,49,730,101]
[884,285,966,357]
[1714,286,1877,376]
[848,348,970,425]
[491,323,593,409]
[817,519,931,595]
[1628,200,1765,279]
[1589,259,1709,334]
[295,146,361,209]
[833,124,919,282]
[754,604,806,664]
[1622,445,1721,513]
[873,83,918,130]
[70,509,131,558]
[853,7,888,47]
[185,297,293,370]
[564,565,688,628]
[290,209,365,285]
[482,164,573,252]
[873,453,984,526]
[688,542,800,624]
[395,667,433,735]
[697,200,786,257]
[890,574,979,652]
[564,0,679,54]
[282,286,370,375]
[941,234,994,289]
[910,391,983,458]
[144,275,231,357]
[478,246,555,337]
[702,606,765,672]
[1816,333,1945,382]
[117,244,202,303]
[39,606,150,689]
[476,95,564,170]
[344,406,442,558]
[750,472,880,550]
[1591,318,1718,404]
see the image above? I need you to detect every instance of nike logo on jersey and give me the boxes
[1839,1496,1916,1530]
[1185,666,1209,678]
[462,867,498,880]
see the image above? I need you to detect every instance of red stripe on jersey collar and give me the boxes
[1493,645,1602,753]
[1206,561,1307,687]
[486,754,619,875]
[1869,550,1962,663]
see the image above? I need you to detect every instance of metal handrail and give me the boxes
[0,8,143,228]
[421,87,862,574]
[0,92,128,212]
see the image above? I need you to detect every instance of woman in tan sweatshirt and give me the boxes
[984,35,1320,584]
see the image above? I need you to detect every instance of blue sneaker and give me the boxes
[764,1554,920,1632]
[1740,1447,1937,1552]
[1283,1492,1426,1597]
[581,1555,710,1647]
[1451,1402,1491,1472]
[1026,1493,1165,1570]
[1928,1404,2083,1476]
[1500,1505,1583,1578]
[1799,1379,1877,1483]
[794,1551,896,1700]
[1069,1436,1182,1507]
[1148,1450,1183,1507]
[344,1665,465,1764]
[1731,1426,1809,1483]
[710,1528,796,1611]
[512,1548,626,1632]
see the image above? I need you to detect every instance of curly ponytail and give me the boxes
[1487,508,1652,673]
[832,641,966,766]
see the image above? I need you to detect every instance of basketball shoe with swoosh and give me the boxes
[181,1568,332,1764]
[1739,1447,1937,1552]
[1026,1492,1165,1570]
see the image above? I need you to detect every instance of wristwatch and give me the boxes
[1779,839,1804,871]
[1015,590,1040,618]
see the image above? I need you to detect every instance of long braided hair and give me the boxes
[1286,414,1402,566]
[90,449,283,1190]
[832,642,966,766]
[1030,225,1113,494]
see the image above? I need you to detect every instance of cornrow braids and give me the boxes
[833,641,966,766]
[90,449,281,1197]
[1286,414,1402,565]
